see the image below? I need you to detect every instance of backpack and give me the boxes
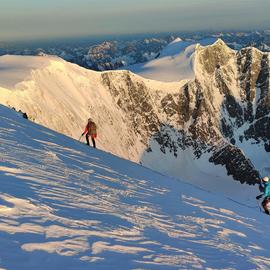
[88,121,97,135]
[263,197,270,211]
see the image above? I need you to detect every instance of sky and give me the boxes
[1,0,270,41]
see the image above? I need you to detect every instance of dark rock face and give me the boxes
[101,72,160,142]
[22,112,28,119]
[185,42,270,185]
[209,145,260,184]
[11,107,28,120]
[242,52,270,152]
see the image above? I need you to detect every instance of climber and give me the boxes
[256,176,270,215]
[81,118,97,148]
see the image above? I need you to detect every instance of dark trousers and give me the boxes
[86,133,96,148]
[262,197,270,215]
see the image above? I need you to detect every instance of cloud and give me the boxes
[1,0,270,41]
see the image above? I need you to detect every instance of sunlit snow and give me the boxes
[124,38,217,82]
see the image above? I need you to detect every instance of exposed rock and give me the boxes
[209,145,260,185]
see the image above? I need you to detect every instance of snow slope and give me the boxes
[142,139,258,201]
[124,38,217,82]
[1,105,270,270]
[0,54,151,162]
[0,54,189,163]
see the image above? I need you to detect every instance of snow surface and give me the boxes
[142,138,258,202]
[1,105,270,270]
[124,38,217,82]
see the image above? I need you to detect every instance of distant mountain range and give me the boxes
[2,30,270,72]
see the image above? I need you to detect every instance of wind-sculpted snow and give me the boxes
[1,106,270,269]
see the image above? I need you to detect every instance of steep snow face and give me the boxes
[0,55,154,162]
[1,105,270,270]
[125,37,217,82]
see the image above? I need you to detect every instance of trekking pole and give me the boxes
[79,134,83,142]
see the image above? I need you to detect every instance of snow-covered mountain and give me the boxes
[0,36,175,71]
[2,31,270,73]
[1,39,270,199]
[84,37,175,71]
[125,37,217,82]
[1,104,270,270]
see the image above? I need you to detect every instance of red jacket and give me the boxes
[82,121,97,137]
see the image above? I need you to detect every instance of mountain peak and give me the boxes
[194,38,235,75]
[171,37,183,44]
[195,38,230,51]
[213,38,228,47]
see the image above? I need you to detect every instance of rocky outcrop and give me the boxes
[142,40,269,185]
[99,41,270,185]
[209,145,260,184]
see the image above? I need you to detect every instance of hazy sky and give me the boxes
[1,0,270,41]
